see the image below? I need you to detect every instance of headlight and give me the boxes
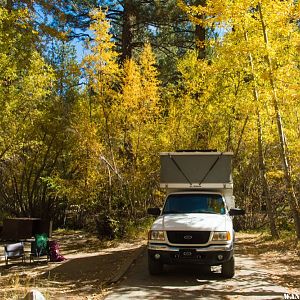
[148,230,165,241]
[212,231,231,241]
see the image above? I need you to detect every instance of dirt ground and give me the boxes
[0,230,145,299]
[0,231,299,300]
[235,231,300,289]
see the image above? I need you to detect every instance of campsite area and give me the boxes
[0,231,299,299]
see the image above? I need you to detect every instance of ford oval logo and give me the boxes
[184,235,193,240]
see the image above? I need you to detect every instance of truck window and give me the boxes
[162,194,225,215]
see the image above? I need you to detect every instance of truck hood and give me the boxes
[151,213,232,232]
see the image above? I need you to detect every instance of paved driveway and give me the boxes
[105,250,297,300]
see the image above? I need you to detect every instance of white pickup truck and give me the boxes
[147,151,244,278]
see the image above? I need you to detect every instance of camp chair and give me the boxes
[4,242,25,265]
[30,233,49,262]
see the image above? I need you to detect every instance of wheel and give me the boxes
[148,256,163,275]
[221,257,235,278]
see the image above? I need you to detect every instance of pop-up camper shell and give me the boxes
[147,151,244,277]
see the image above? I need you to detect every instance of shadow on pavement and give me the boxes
[0,246,142,299]
[105,251,288,300]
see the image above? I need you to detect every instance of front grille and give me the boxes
[167,231,210,244]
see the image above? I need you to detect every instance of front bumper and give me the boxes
[148,243,233,265]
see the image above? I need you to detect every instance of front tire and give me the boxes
[148,256,163,275]
[221,257,235,278]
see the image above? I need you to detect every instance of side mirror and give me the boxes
[229,208,245,216]
[147,207,161,216]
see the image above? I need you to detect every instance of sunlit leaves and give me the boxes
[84,9,119,97]
[0,8,54,160]
[178,0,300,233]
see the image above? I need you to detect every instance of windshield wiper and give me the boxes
[163,210,220,214]
[163,210,181,214]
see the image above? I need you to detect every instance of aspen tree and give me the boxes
[84,9,121,213]
[180,0,300,236]
[257,1,300,238]
[244,30,279,238]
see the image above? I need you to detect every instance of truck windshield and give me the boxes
[162,194,226,215]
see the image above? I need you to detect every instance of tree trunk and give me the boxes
[258,2,300,239]
[6,0,13,12]
[234,115,249,159]
[107,166,112,214]
[244,30,278,238]
[195,0,206,60]
[120,0,135,63]
[226,122,232,151]
[257,111,279,238]
[295,111,300,138]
